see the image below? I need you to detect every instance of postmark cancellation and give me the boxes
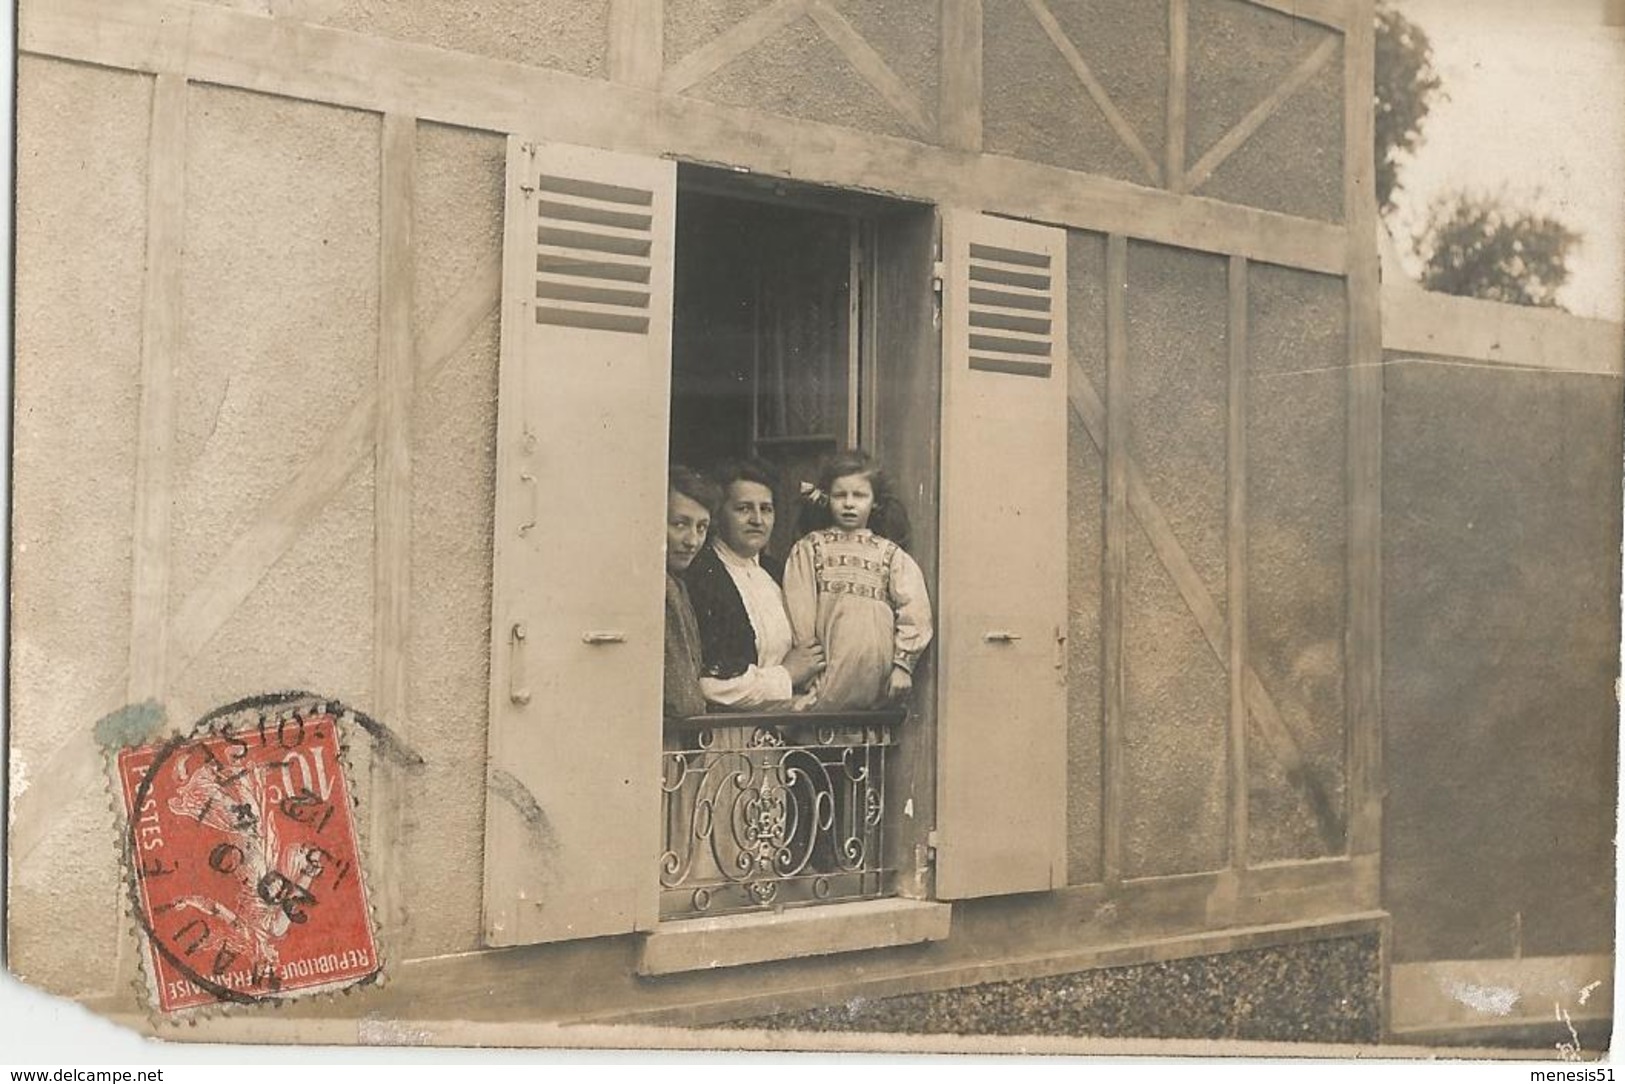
[114,693,381,1014]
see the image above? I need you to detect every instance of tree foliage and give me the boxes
[1414,192,1582,309]
[1376,4,1583,309]
[1373,3,1443,215]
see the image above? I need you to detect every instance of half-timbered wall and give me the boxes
[10,0,1381,1011]
[1063,241,1353,885]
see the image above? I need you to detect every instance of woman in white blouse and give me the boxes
[682,462,825,711]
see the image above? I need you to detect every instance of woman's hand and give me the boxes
[784,642,826,689]
[885,665,913,702]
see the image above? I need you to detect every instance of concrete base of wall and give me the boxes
[721,932,1383,1044]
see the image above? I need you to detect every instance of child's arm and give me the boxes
[889,546,934,672]
[782,536,820,648]
[887,547,934,700]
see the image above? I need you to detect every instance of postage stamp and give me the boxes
[115,694,381,1013]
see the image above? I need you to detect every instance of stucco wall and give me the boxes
[205,0,610,78]
[1246,262,1348,860]
[984,0,1170,186]
[1382,298,1622,962]
[668,0,940,141]
[1121,241,1231,878]
[10,57,151,998]
[166,86,379,726]
[399,122,505,960]
[1186,0,1344,222]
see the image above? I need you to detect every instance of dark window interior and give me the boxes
[670,185,859,558]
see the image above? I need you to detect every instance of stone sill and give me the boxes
[637,898,952,977]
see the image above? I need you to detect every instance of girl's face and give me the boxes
[828,473,876,531]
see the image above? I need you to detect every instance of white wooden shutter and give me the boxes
[934,211,1069,898]
[483,139,675,945]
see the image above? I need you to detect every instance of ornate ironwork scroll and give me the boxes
[659,712,898,920]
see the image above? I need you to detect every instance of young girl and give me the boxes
[784,450,933,711]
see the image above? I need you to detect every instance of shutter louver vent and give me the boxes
[535,173,655,335]
[966,242,1055,379]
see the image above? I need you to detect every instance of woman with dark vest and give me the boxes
[683,461,824,710]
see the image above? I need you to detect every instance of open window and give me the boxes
[658,172,937,930]
[482,139,1070,959]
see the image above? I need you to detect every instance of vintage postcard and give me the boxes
[6,0,1620,1061]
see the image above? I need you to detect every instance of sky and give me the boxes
[1385,0,1625,320]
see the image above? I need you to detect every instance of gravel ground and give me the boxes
[727,935,1381,1043]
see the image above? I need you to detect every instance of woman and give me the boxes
[683,461,824,710]
[662,466,718,720]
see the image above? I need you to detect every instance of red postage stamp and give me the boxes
[116,695,380,1012]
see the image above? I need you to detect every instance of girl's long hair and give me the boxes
[799,449,911,549]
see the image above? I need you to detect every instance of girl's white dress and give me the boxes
[783,528,934,711]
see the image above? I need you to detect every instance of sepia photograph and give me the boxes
[5,0,1622,1064]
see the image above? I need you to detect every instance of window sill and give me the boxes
[637,898,952,977]
[664,708,908,733]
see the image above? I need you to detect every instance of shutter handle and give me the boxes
[1055,623,1068,670]
[517,471,538,537]
[582,631,628,645]
[983,630,1022,643]
[509,623,531,705]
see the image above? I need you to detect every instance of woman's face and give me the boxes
[717,480,775,558]
[665,489,710,575]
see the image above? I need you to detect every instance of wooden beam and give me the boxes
[1022,0,1163,186]
[1343,0,1381,857]
[127,72,186,704]
[806,1,932,138]
[1183,36,1339,195]
[1069,363,1344,853]
[1165,0,1189,193]
[1240,0,1351,31]
[661,0,808,93]
[9,256,501,875]
[370,112,416,938]
[117,64,188,1009]
[939,0,983,152]
[608,0,663,89]
[1383,287,1625,376]
[18,0,1349,275]
[1226,254,1249,871]
[1101,234,1128,886]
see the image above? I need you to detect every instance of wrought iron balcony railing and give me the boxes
[660,709,905,920]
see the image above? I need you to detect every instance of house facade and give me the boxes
[12,0,1401,1039]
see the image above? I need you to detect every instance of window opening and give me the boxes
[662,172,923,920]
[670,186,864,554]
